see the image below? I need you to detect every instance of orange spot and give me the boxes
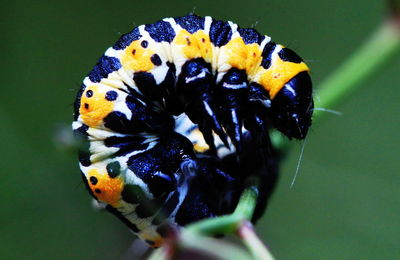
[79,85,115,127]
[259,52,309,99]
[87,168,124,206]
[194,143,209,153]
[173,30,212,62]
[139,233,164,248]
[121,40,155,72]
[223,37,262,76]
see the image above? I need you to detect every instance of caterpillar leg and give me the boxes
[175,156,239,225]
[176,58,229,151]
[217,68,249,153]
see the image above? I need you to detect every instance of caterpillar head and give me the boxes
[269,71,313,139]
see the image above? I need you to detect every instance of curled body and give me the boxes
[72,14,313,247]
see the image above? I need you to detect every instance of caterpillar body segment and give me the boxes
[73,14,313,247]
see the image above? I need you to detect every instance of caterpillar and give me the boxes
[72,14,313,247]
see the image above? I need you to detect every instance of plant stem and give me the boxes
[313,20,400,121]
[186,178,259,235]
[238,221,275,260]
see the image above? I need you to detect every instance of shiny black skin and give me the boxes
[269,71,313,139]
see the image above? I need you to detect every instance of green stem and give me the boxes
[186,178,259,235]
[313,20,400,120]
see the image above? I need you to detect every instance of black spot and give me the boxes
[106,161,121,178]
[133,72,161,101]
[113,27,141,50]
[278,48,303,63]
[141,40,148,48]
[94,189,101,194]
[261,41,276,69]
[78,147,91,167]
[104,135,149,156]
[105,90,118,101]
[175,14,205,33]
[209,19,232,47]
[150,54,162,66]
[86,90,93,97]
[84,103,89,109]
[73,84,86,120]
[121,184,147,204]
[89,176,98,185]
[88,55,121,83]
[131,49,136,55]
[145,20,175,43]
[238,27,264,44]
[103,111,132,134]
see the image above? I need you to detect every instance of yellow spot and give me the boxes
[190,129,209,153]
[194,143,209,153]
[87,168,124,207]
[121,40,155,71]
[224,37,262,76]
[79,85,115,127]
[173,30,212,62]
[259,55,309,99]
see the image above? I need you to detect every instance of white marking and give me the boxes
[228,21,238,34]
[152,64,169,85]
[124,140,158,159]
[104,47,119,58]
[72,121,82,130]
[222,82,247,89]
[169,174,190,220]
[163,17,176,27]
[83,77,94,87]
[273,44,282,57]
[202,100,214,116]
[204,16,213,35]
[285,85,296,96]
[216,71,227,83]
[117,68,142,94]
[259,36,272,50]
[185,70,207,83]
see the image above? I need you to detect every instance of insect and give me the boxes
[72,14,313,247]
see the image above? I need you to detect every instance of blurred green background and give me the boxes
[1,0,399,259]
